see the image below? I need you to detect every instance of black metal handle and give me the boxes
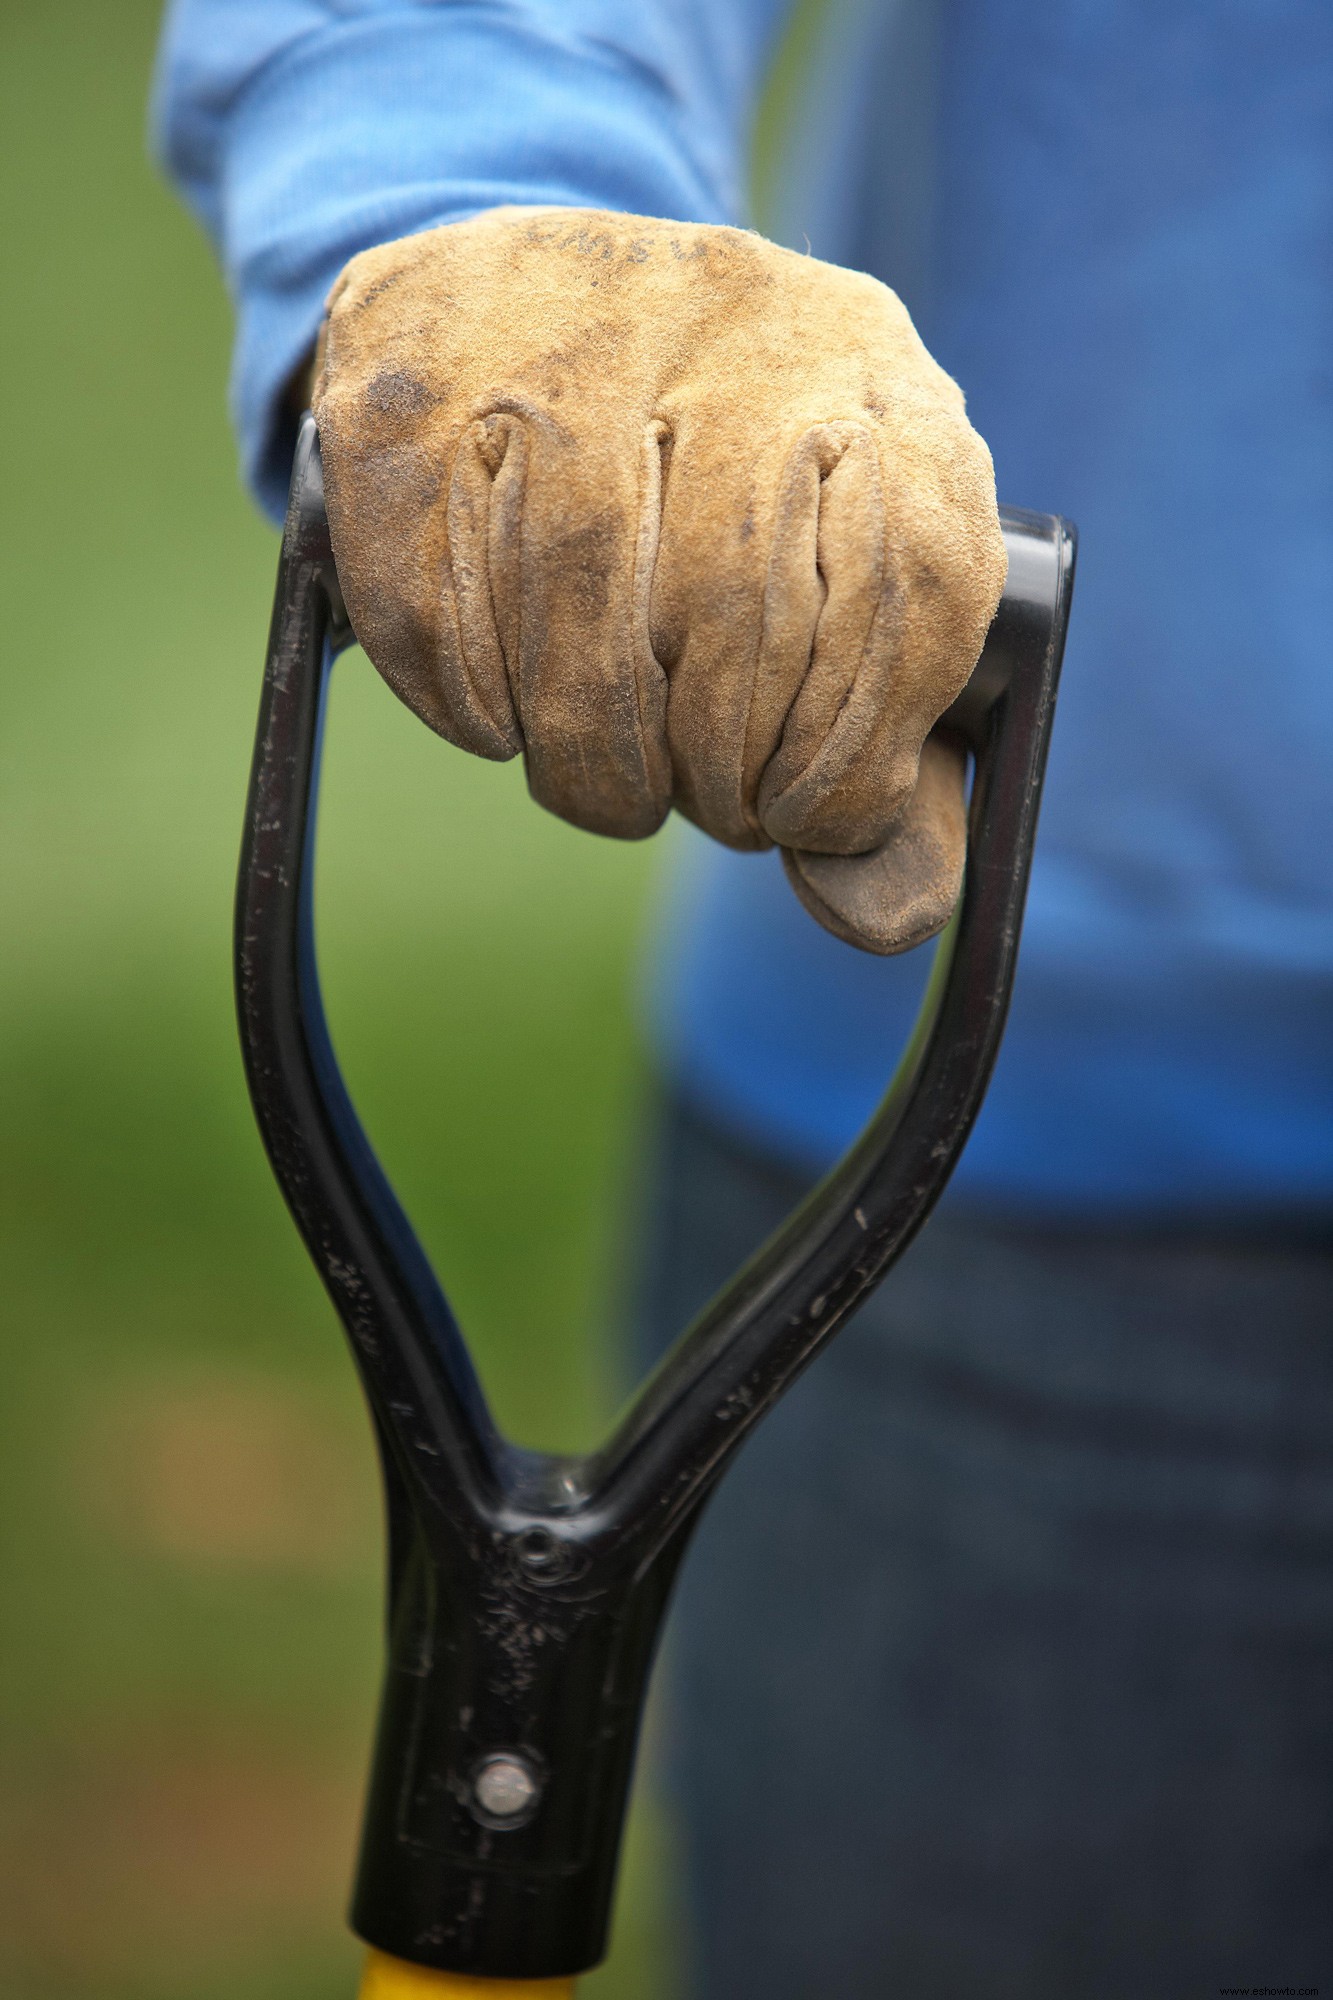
[235,413,1075,1979]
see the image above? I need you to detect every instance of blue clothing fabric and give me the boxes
[655,0,1333,1215]
[155,0,1333,1216]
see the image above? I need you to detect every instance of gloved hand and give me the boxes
[313,207,1006,953]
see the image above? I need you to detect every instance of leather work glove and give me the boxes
[313,208,1007,953]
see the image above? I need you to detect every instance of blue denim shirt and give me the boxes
[156,0,1333,1215]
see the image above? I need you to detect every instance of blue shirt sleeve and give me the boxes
[151,0,793,517]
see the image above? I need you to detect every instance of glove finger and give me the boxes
[651,417,882,850]
[755,419,914,853]
[759,422,1000,855]
[646,420,770,850]
[443,409,527,750]
[653,413,992,857]
[780,732,968,954]
[455,397,671,840]
[318,381,524,761]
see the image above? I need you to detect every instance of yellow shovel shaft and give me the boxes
[359,1947,576,1999]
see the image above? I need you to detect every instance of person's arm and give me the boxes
[151,0,792,518]
[154,0,1005,958]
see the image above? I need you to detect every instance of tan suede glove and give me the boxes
[313,207,1007,953]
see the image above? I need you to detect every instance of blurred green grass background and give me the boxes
[0,3,675,1992]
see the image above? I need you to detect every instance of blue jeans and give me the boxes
[636,1097,1333,2000]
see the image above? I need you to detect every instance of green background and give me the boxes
[0,2,718,1992]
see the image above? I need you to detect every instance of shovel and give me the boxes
[236,411,1075,1995]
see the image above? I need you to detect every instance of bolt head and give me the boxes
[472,1753,540,1824]
[512,1525,571,1582]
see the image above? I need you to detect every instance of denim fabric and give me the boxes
[636,1095,1333,1999]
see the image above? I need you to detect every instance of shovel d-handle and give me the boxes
[235,413,1075,1981]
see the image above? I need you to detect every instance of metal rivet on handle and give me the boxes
[472,1753,541,1825]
